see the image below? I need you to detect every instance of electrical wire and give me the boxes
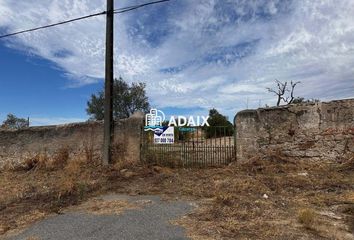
[114,0,169,14]
[0,0,170,39]
[0,11,106,39]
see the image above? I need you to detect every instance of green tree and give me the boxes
[87,77,150,120]
[1,114,28,129]
[204,109,234,138]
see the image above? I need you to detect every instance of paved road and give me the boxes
[7,194,195,240]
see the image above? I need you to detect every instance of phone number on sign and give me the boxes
[154,138,174,144]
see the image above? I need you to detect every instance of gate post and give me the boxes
[233,114,238,162]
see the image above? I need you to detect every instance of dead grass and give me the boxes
[339,154,354,171]
[349,216,354,234]
[12,146,71,172]
[50,147,70,169]
[1,149,354,239]
[0,154,105,236]
[21,153,49,171]
[113,159,137,172]
[160,150,354,240]
[298,208,316,229]
[67,198,137,215]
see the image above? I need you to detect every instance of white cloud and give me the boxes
[0,0,354,116]
[29,117,86,126]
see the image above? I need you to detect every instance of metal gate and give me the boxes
[140,126,235,167]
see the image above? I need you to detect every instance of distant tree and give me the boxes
[204,109,234,138]
[87,77,150,120]
[1,114,28,129]
[267,80,301,106]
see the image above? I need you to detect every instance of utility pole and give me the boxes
[103,0,114,165]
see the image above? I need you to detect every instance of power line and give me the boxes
[0,0,170,39]
[0,11,106,39]
[114,0,169,14]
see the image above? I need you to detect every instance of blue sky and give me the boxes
[0,0,354,125]
[0,46,103,125]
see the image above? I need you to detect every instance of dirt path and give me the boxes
[5,194,196,240]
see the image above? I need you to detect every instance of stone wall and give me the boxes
[0,113,144,169]
[235,99,354,162]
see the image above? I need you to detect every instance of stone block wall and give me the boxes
[235,99,354,162]
[0,113,144,169]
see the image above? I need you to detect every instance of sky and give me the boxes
[0,0,353,125]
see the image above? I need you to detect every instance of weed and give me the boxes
[58,177,77,199]
[113,160,135,172]
[111,139,127,163]
[77,182,88,200]
[50,147,70,169]
[1,149,353,240]
[298,208,316,229]
[349,216,354,234]
[84,143,94,163]
[215,193,234,207]
[339,154,354,171]
[21,153,48,171]
[64,159,82,176]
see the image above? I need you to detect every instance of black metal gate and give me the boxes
[140,126,235,167]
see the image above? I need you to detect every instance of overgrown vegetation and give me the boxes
[1,150,353,239]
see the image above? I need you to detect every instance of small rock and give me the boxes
[125,171,135,178]
[263,194,269,199]
[135,199,153,205]
[120,168,128,174]
[319,210,342,220]
[153,166,162,173]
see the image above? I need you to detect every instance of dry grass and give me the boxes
[50,147,70,169]
[0,209,47,236]
[21,153,49,171]
[12,146,71,172]
[113,159,137,172]
[134,149,354,240]
[298,208,316,229]
[1,148,354,240]
[0,153,104,235]
[67,198,137,215]
[340,154,354,171]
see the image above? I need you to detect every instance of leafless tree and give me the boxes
[267,80,287,106]
[267,80,301,106]
[288,80,301,104]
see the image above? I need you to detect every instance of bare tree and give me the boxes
[288,80,301,104]
[267,80,287,106]
[267,80,301,106]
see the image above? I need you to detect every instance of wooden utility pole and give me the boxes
[103,0,114,165]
